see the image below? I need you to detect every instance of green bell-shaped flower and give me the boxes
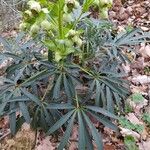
[41,20,51,30]
[28,0,41,12]
[30,23,40,34]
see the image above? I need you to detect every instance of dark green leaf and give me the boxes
[46,110,75,135]
[53,74,62,99]
[82,111,103,150]
[87,110,118,131]
[58,112,76,150]
[21,88,41,106]
[86,106,118,119]
[78,111,86,150]
[19,102,31,123]
[21,69,51,86]
[46,103,75,110]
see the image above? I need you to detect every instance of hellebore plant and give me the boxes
[0,0,150,149]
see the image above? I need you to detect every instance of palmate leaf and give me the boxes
[58,112,76,150]
[87,110,118,131]
[9,112,17,135]
[53,74,62,99]
[106,29,150,62]
[39,108,49,131]
[114,29,149,45]
[46,110,75,135]
[31,104,54,131]
[19,102,31,123]
[78,111,86,150]
[95,80,101,106]
[46,103,75,110]
[78,110,96,150]
[9,103,17,135]
[88,73,128,109]
[42,105,54,127]
[5,97,30,103]
[82,111,103,150]
[84,121,94,150]
[113,92,121,108]
[106,86,114,113]
[14,68,25,84]
[20,88,41,106]
[99,78,129,97]
[63,74,76,103]
[63,74,73,101]
[21,69,53,87]
[86,105,118,119]
[0,102,7,115]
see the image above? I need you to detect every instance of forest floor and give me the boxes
[0,0,150,149]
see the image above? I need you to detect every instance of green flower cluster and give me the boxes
[20,0,83,62]
[93,0,113,18]
[20,0,112,62]
[20,0,51,33]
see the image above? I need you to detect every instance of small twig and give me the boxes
[0,130,11,141]
[41,79,52,102]
[32,129,38,150]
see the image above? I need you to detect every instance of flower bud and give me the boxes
[99,0,112,8]
[65,0,79,12]
[99,0,108,6]
[72,35,78,42]
[55,51,62,62]
[30,24,40,34]
[93,0,99,6]
[24,10,32,17]
[19,22,29,30]
[74,1,80,9]
[63,5,69,13]
[28,0,41,12]
[41,20,51,30]
[66,29,76,37]
[42,8,49,14]
[65,40,73,47]
[100,8,108,19]
[65,0,75,9]
[63,13,73,23]
[72,36,82,47]
[56,39,65,45]
[76,38,82,47]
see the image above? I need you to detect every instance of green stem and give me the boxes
[41,80,52,101]
[73,63,93,77]
[58,1,63,38]
[75,92,79,108]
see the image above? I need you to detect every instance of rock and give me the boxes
[138,138,150,150]
[120,127,140,140]
[139,43,150,58]
[126,113,143,125]
[132,75,150,84]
